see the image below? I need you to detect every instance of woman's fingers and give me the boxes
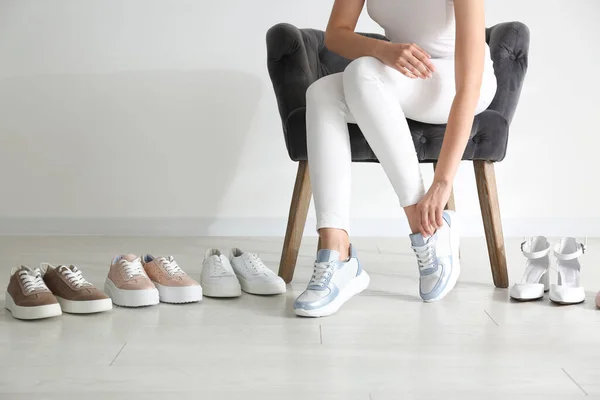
[421,207,433,237]
[435,208,444,229]
[395,64,418,79]
[410,43,436,73]
[408,55,432,79]
[399,50,428,79]
[400,55,432,79]
[431,209,440,232]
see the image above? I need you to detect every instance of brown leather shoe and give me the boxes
[41,264,112,314]
[5,266,62,320]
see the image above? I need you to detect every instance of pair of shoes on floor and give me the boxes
[105,254,202,307]
[510,236,586,304]
[201,248,286,297]
[5,264,112,320]
[293,210,460,318]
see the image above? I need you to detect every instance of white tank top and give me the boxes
[367,0,456,58]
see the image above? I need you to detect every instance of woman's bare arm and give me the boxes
[325,0,382,59]
[416,0,486,234]
[433,0,486,183]
[326,0,434,79]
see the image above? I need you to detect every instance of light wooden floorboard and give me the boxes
[0,236,597,398]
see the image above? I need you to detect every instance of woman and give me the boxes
[293,0,497,317]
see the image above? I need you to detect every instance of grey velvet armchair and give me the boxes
[266,22,530,289]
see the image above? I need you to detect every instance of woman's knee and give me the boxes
[343,56,385,91]
[306,74,345,109]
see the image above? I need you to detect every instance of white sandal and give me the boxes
[510,236,551,301]
[549,237,586,305]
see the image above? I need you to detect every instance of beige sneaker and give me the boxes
[41,264,112,314]
[104,254,159,307]
[5,266,62,320]
[142,255,202,304]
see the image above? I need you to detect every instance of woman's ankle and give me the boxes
[403,204,422,235]
[318,228,350,260]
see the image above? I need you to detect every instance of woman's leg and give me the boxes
[342,55,496,302]
[294,73,370,318]
[306,73,354,260]
[342,55,496,230]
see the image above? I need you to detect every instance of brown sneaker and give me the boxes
[40,264,112,314]
[142,254,202,303]
[104,254,159,307]
[5,266,62,320]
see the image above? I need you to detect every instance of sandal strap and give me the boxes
[521,240,551,259]
[554,242,586,261]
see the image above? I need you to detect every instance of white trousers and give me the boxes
[306,55,497,233]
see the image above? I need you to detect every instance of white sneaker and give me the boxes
[510,237,551,301]
[201,249,242,298]
[229,248,286,295]
[549,237,586,305]
[293,245,370,318]
[410,210,460,302]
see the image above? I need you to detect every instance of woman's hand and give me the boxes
[416,180,453,237]
[374,42,436,79]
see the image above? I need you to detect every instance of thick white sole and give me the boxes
[104,279,159,307]
[153,282,203,304]
[56,296,113,314]
[5,293,62,320]
[294,271,370,318]
[423,211,461,303]
[202,282,242,298]
[238,276,286,295]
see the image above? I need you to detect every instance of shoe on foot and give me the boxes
[229,248,286,295]
[104,254,159,307]
[410,210,460,302]
[510,237,551,301]
[41,263,112,314]
[5,266,62,320]
[142,255,202,304]
[549,238,586,305]
[201,249,242,298]
[293,245,370,318]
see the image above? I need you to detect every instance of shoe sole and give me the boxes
[422,211,461,303]
[549,286,586,305]
[56,296,113,314]
[5,293,62,320]
[153,282,203,304]
[237,276,286,296]
[294,271,370,318]
[104,279,159,307]
[201,283,242,298]
[510,287,549,302]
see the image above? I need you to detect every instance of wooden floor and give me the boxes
[0,235,598,399]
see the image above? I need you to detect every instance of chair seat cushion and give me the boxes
[284,108,509,163]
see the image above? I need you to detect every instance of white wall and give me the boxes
[0,0,598,236]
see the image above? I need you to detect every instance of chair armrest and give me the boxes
[266,23,322,133]
[486,22,531,124]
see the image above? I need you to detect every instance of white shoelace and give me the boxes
[412,241,437,273]
[58,265,92,288]
[159,256,184,276]
[119,258,146,279]
[210,257,229,275]
[245,253,268,274]
[19,269,47,294]
[309,262,335,288]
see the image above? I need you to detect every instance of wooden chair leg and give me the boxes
[278,161,312,283]
[433,162,455,211]
[474,160,509,288]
